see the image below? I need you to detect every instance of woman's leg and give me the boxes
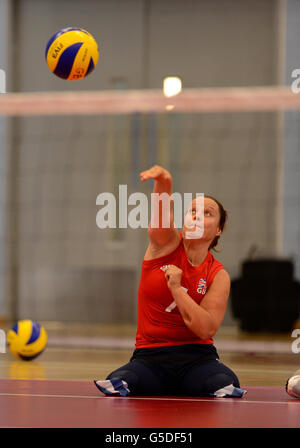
[179,360,246,397]
[94,359,166,396]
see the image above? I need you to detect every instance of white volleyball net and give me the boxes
[0,86,300,328]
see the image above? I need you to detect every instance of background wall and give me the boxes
[1,0,294,326]
[0,0,12,319]
[283,0,300,282]
[16,0,279,92]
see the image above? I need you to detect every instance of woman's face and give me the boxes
[182,197,221,242]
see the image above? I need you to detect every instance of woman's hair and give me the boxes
[205,195,228,252]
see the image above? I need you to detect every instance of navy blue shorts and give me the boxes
[102,344,245,397]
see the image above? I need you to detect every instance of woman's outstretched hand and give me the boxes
[140,165,171,183]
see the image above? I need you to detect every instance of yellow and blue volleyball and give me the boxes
[45,27,99,80]
[7,320,47,361]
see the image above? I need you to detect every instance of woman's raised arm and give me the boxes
[140,165,180,254]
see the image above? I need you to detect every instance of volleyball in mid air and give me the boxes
[45,27,99,80]
[7,320,47,361]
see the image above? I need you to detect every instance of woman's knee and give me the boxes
[204,372,239,392]
[204,371,246,397]
[107,360,165,396]
[107,367,139,390]
[180,361,244,397]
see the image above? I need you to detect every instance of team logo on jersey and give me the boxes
[197,278,207,294]
[160,264,171,272]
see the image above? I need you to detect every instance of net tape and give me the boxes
[0,86,300,116]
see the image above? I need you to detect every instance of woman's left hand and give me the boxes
[165,265,183,291]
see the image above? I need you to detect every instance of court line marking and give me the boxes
[0,392,299,405]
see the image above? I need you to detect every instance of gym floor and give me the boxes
[0,323,299,428]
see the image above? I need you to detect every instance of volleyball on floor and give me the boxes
[45,27,99,80]
[7,320,47,361]
[286,375,300,398]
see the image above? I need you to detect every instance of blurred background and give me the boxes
[0,0,299,383]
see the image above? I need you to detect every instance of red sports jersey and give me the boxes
[135,235,225,348]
